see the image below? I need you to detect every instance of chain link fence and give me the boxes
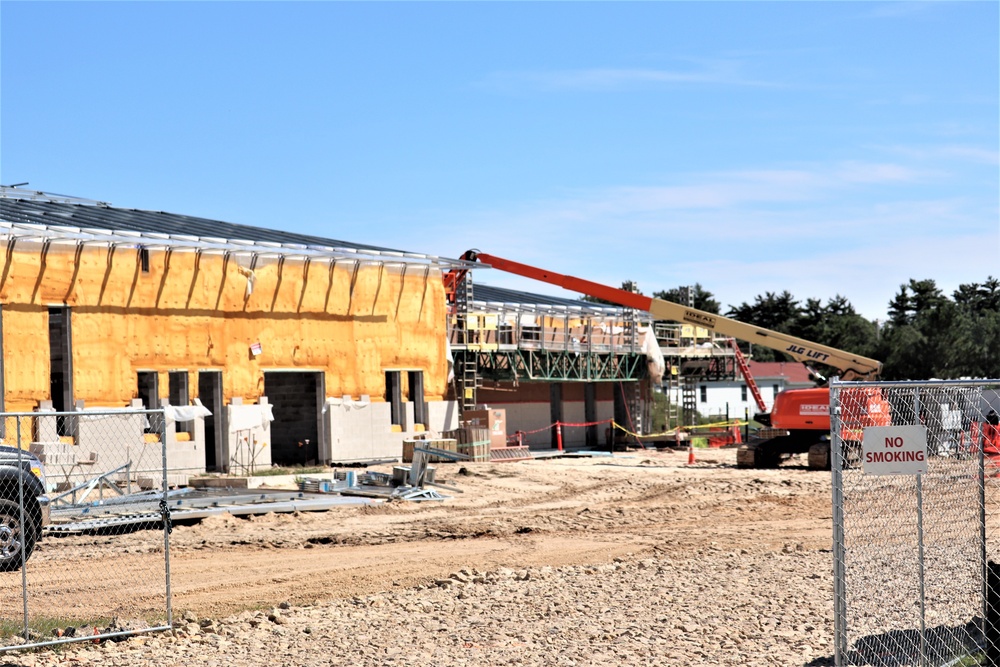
[0,408,172,652]
[832,379,1000,666]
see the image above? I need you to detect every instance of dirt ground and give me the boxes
[17,446,834,621]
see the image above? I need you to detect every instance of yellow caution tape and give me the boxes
[611,420,747,440]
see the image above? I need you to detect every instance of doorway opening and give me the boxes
[48,307,73,436]
[198,371,224,471]
[264,371,324,466]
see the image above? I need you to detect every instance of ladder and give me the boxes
[729,338,766,413]
[681,377,698,426]
[622,307,643,436]
[455,273,479,412]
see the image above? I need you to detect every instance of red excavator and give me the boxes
[448,250,888,469]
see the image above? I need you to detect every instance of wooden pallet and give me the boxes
[489,446,533,462]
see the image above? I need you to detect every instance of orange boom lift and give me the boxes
[451,250,887,469]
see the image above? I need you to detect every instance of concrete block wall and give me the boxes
[427,401,460,434]
[562,400,615,448]
[324,397,398,463]
[31,400,161,490]
[325,398,461,463]
[263,373,320,465]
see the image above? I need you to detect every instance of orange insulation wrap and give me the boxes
[0,244,448,407]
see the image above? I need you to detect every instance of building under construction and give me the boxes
[0,186,745,480]
[446,272,742,448]
[0,187,470,477]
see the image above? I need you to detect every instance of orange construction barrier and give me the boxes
[986,424,1000,458]
[972,421,1000,476]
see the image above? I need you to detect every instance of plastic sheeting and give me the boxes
[640,327,666,385]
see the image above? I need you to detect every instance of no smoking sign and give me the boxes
[861,425,928,476]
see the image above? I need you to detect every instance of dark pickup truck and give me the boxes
[0,445,50,571]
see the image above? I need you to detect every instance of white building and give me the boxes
[667,361,816,423]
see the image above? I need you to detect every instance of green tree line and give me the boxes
[652,278,1000,380]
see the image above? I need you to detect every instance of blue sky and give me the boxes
[2,1,997,321]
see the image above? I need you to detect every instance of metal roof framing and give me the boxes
[471,283,643,318]
[0,188,474,269]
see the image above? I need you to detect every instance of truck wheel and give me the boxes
[0,499,36,572]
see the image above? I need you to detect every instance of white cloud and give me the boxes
[480,60,781,93]
[450,160,930,231]
[464,228,998,322]
[364,158,995,321]
[832,161,926,184]
[878,143,1000,165]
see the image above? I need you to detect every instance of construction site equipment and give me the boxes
[454,249,884,470]
[390,448,460,500]
[730,338,767,413]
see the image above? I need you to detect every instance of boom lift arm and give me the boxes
[459,250,882,382]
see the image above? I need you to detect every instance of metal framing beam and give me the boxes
[458,349,647,383]
[0,222,474,269]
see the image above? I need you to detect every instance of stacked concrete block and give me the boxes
[427,401,460,433]
[33,405,60,445]
[324,396,399,462]
[160,399,209,486]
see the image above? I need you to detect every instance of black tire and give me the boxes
[0,498,37,572]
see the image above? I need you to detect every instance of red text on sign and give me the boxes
[866,451,925,463]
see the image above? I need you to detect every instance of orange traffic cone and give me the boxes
[688,444,696,465]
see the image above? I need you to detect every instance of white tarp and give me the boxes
[446,339,455,384]
[163,403,212,424]
[229,403,275,433]
[325,396,371,411]
[640,327,666,385]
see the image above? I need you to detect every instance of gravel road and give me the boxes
[1,448,840,666]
